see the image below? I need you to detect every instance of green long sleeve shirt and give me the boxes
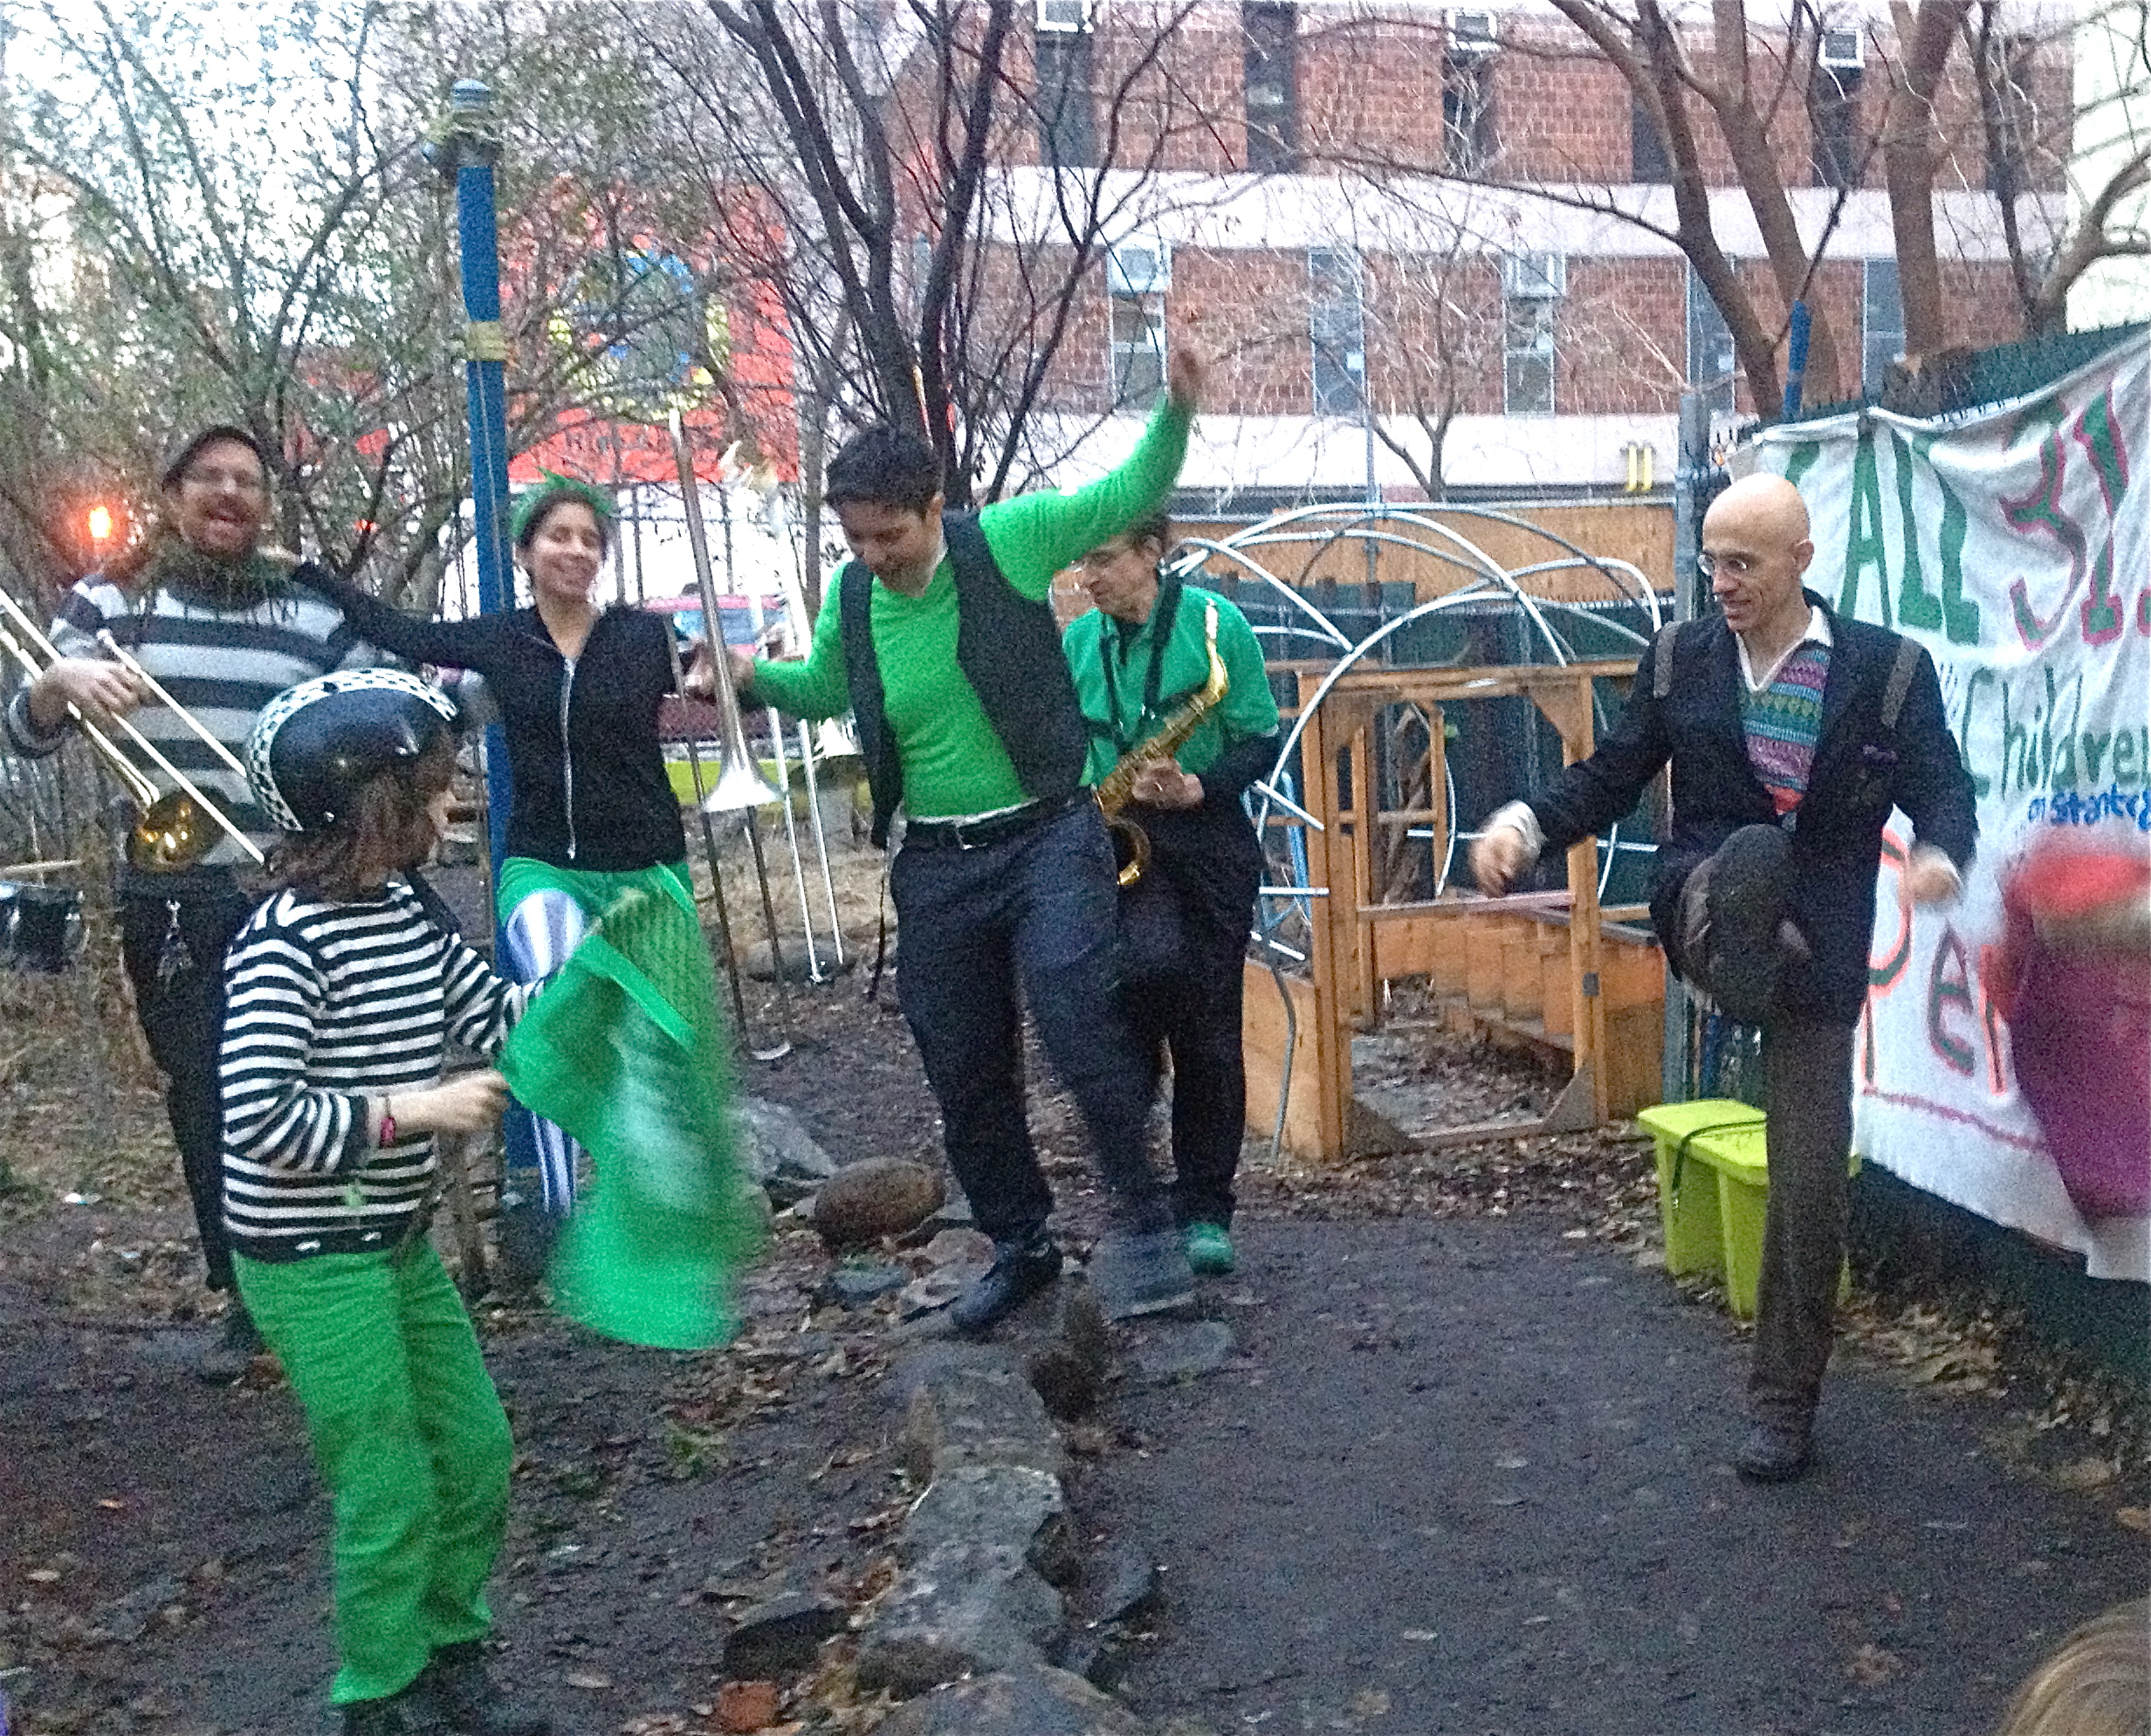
[1063,583,1280,785]
[750,401,1192,820]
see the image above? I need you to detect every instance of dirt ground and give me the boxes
[2,833,2147,1735]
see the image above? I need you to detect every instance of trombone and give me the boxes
[0,587,264,869]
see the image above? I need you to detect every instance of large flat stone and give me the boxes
[731,1096,838,1204]
[904,1462,1079,1588]
[854,1538,1063,1696]
[895,1345,1068,1481]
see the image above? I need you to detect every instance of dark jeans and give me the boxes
[891,800,1167,1245]
[120,885,254,1293]
[1123,807,1261,1228]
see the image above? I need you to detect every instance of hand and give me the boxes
[1166,343,1208,413]
[680,647,717,702]
[1130,763,1202,810]
[393,1070,509,1136]
[728,648,757,701]
[1470,824,1536,898]
[31,656,147,732]
[1906,846,1962,907]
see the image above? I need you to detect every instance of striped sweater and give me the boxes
[220,880,533,1262]
[3,559,380,889]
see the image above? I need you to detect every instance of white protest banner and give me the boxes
[1752,332,2148,1281]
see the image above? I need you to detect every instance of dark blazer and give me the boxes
[1528,592,1977,1025]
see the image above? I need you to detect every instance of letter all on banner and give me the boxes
[1752,331,2149,1281]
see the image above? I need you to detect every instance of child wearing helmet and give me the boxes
[219,669,551,1736]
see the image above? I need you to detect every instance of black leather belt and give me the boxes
[903,789,1086,851]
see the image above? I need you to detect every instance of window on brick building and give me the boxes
[1810,29,1865,190]
[1309,248,1367,415]
[1443,14,1499,175]
[1632,93,1670,184]
[1983,32,2038,196]
[1862,258,1904,394]
[1243,3,1298,173]
[1035,24,1096,169]
[1502,253,1562,416]
[1686,264,1737,415]
[1108,243,1170,411]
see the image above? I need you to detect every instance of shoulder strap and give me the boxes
[1880,637,1923,731]
[1652,620,1686,700]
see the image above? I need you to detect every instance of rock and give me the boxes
[922,1194,976,1229]
[732,1097,839,1204]
[855,1547,1063,1697]
[1052,1630,1130,1691]
[924,1227,996,1268]
[93,1575,185,1643]
[1083,1546,1163,1627]
[813,1159,945,1247]
[817,1260,910,1310]
[721,1590,847,1678]
[1129,1321,1236,1385]
[876,1663,1154,1733]
[904,1463,1079,1588]
[899,1270,971,1321]
[894,1346,1068,1481]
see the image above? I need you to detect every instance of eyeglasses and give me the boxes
[1080,544,1136,572]
[1696,550,1757,578]
[180,465,267,497]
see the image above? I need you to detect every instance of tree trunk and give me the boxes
[1884,0,1973,357]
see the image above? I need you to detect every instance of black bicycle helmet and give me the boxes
[246,669,460,833]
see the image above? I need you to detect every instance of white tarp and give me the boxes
[1752,332,2149,1281]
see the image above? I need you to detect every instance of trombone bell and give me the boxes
[127,791,220,872]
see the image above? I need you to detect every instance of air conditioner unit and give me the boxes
[1502,252,1566,298]
[1818,28,1864,69]
[1036,0,1092,31]
[1450,9,1500,55]
[1108,243,1172,297]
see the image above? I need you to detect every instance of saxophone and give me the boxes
[1094,599,1229,889]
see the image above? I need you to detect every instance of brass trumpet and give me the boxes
[0,588,264,870]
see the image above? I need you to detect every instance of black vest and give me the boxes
[837,510,1089,847]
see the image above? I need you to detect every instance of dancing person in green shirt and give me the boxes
[732,350,1208,1329]
[1066,512,1280,1277]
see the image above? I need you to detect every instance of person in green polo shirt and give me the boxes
[734,350,1208,1330]
[1066,513,1280,1277]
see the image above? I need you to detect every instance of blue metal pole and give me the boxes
[1783,298,1811,422]
[441,80,516,875]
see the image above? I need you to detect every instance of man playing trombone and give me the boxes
[4,424,382,1381]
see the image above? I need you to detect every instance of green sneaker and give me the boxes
[1184,1221,1235,1276]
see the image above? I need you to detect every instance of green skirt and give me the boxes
[496,857,762,1348]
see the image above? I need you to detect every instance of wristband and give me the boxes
[377,1099,398,1149]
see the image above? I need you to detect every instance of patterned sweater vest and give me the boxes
[1741,641,1831,814]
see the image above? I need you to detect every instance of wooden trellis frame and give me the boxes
[1247,656,1666,1162]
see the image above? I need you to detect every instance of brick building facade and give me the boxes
[966,0,2072,500]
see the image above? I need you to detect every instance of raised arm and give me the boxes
[980,347,1206,598]
[314,573,505,672]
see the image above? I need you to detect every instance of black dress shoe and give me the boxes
[342,1682,452,1736]
[1735,1421,1814,1483]
[951,1238,1062,1335]
[423,1641,551,1736]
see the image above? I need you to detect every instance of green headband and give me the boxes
[511,471,618,546]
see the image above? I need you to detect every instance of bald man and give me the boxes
[1473,473,1976,1482]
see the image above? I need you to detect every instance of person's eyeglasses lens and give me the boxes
[1697,552,1751,577]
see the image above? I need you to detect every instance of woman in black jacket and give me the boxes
[325,477,702,1232]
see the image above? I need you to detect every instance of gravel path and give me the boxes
[1081,1217,2147,1736]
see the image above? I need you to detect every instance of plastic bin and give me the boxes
[1636,1100,1856,1318]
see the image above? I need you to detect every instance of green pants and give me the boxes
[236,1246,512,1706]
